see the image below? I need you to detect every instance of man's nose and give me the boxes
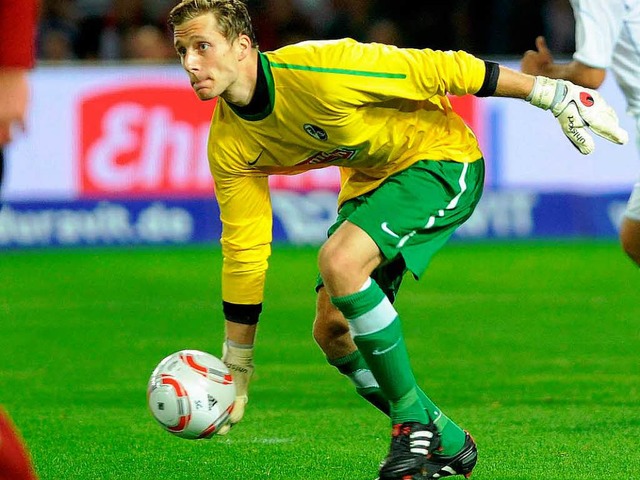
[183,51,199,72]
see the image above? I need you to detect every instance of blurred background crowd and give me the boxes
[37,0,576,62]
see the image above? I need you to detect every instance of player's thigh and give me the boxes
[621,183,640,262]
[624,181,640,222]
[320,220,382,273]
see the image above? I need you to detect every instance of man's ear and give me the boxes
[237,34,252,60]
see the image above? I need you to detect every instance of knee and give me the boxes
[318,241,351,285]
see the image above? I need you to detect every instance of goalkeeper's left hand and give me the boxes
[527,76,628,154]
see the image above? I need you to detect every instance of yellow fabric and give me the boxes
[208,38,486,304]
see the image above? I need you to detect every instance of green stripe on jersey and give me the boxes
[269,62,406,79]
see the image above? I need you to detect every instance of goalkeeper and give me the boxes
[168,1,628,479]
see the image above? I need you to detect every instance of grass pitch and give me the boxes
[0,241,638,480]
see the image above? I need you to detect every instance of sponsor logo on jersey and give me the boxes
[303,123,328,141]
[297,146,359,166]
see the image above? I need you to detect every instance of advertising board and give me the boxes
[1,62,637,248]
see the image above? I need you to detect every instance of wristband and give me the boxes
[223,301,262,325]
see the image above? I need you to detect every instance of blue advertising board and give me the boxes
[0,190,629,249]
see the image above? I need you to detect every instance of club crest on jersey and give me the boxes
[303,124,328,141]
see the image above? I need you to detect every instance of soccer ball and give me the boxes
[147,350,236,439]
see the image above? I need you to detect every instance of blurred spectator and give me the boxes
[455,0,546,55]
[75,0,111,17]
[249,0,316,50]
[73,0,111,59]
[140,0,176,26]
[366,18,404,46]
[34,0,578,60]
[38,0,77,60]
[321,0,375,42]
[73,0,174,60]
[123,24,175,61]
[542,0,575,53]
[39,28,76,61]
[293,0,333,34]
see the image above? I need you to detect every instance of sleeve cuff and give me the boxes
[475,61,499,97]
[223,301,263,325]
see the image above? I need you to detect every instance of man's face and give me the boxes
[173,13,240,101]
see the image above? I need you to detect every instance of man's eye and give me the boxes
[176,47,187,56]
[199,43,210,51]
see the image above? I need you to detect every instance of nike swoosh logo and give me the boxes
[381,222,400,238]
[248,150,264,166]
[372,338,401,356]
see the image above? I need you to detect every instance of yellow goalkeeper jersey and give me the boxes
[208,38,486,305]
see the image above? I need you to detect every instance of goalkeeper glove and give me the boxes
[217,341,254,435]
[527,76,628,154]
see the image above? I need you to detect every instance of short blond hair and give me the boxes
[168,0,257,47]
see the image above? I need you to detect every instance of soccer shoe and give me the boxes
[423,432,477,479]
[378,421,441,480]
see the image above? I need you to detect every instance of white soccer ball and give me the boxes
[147,349,236,439]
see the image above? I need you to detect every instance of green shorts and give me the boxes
[316,159,485,301]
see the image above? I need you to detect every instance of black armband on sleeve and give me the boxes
[475,61,500,97]
[223,301,262,325]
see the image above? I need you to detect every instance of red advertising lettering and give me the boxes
[79,85,216,198]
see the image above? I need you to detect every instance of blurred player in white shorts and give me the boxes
[521,0,640,266]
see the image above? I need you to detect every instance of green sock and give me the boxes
[329,278,467,455]
[329,351,390,415]
[416,389,465,455]
[331,279,428,425]
[330,349,465,455]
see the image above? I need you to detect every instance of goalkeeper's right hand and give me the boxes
[526,76,628,154]
[217,341,254,435]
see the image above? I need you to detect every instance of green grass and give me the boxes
[0,241,638,479]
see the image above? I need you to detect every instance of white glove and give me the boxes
[217,341,254,435]
[527,76,628,154]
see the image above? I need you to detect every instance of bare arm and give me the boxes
[0,0,38,145]
[521,36,606,89]
[493,65,536,99]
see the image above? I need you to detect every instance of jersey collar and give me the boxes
[227,51,275,121]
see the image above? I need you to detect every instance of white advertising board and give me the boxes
[2,62,637,202]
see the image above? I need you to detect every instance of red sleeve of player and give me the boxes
[0,409,38,480]
[0,0,39,69]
